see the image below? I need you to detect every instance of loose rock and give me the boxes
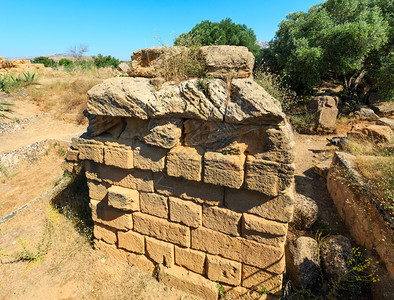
[292,193,319,229]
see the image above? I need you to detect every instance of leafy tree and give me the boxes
[32,56,57,68]
[58,58,74,67]
[174,18,261,57]
[93,54,120,69]
[261,0,392,99]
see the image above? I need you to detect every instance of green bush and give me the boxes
[58,58,74,67]
[93,54,120,69]
[31,56,58,68]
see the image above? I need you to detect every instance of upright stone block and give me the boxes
[204,152,245,189]
[169,197,202,228]
[90,200,133,230]
[108,185,139,211]
[104,146,133,169]
[146,236,174,267]
[166,146,203,181]
[117,230,145,254]
[203,205,241,236]
[174,246,206,274]
[206,254,242,286]
[79,143,104,163]
[87,179,109,201]
[140,192,168,219]
[93,223,117,245]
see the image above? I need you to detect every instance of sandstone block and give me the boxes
[140,192,168,219]
[203,205,241,236]
[78,143,104,163]
[93,223,117,244]
[127,252,156,274]
[159,265,218,300]
[65,149,79,162]
[174,246,206,274]
[308,95,339,130]
[225,188,294,223]
[245,156,294,196]
[242,213,287,246]
[117,230,145,254]
[242,264,283,294]
[166,146,203,181]
[61,160,74,173]
[225,79,285,125]
[118,117,149,141]
[204,152,245,189]
[85,161,154,192]
[87,179,109,201]
[84,112,123,137]
[154,172,224,205]
[143,118,183,149]
[133,141,167,172]
[107,185,139,211]
[146,236,174,267]
[95,240,129,263]
[206,254,242,286]
[169,197,202,228]
[104,146,133,169]
[90,200,133,230]
[133,212,190,247]
[199,45,254,79]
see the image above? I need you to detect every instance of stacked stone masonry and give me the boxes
[65,46,295,299]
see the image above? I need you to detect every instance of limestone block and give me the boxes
[169,197,202,228]
[84,161,154,192]
[225,79,285,125]
[154,173,224,205]
[117,230,145,254]
[133,141,167,172]
[93,223,117,244]
[140,192,168,219]
[108,185,139,211]
[146,236,175,267]
[90,200,133,230]
[242,264,283,294]
[225,188,294,223]
[127,252,156,274]
[206,254,242,286]
[118,117,149,141]
[242,213,287,246]
[199,45,254,79]
[203,152,245,189]
[166,146,203,181]
[133,212,190,247]
[174,246,206,274]
[143,118,183,149]
[104,146,133,169]
[84,112,123,137]
[202,205,241,236]
[65,149,79,162]
[159,265,218,300]
[79,143,104,163]
[245,156,294,196]
[87,179,109,201]
[95,240,129,263]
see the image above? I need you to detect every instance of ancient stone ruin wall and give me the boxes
[64,46,295,299]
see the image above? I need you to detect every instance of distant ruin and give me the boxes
[64,46,295,299]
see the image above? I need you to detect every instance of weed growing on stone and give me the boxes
[218,283,226,298]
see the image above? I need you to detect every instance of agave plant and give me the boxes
[0,102,12,119]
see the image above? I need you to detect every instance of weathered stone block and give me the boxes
[133,212,190,247]
[127,252,156,273]
[159,265,218,300]
[133,141,167,172]
[104,146,133,169]
[117,230,145,254]
[225,188,294,223]
[242,264,283,294]
[174,246,206,274]
[140,192,168,219]
[95,240,129,263]
[169,197,202,228]
[245,156,294,196]
[65,149,79,162]
[204,152,245,189]
[206,254,242,286]
[87,180,109,201]
[242,213,287,246]
[154,173,224,205]
[143,118,183,149]
[203,205,241,236]
[79,144,104,163]
[93,223,117,244]
[166,146,203,181]
[90,200,133,230]
[146,236,174,267]
[84,161,154,192]
[107,185,139,211]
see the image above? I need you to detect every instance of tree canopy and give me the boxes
[174,18,261,57]
[261,0,392,99]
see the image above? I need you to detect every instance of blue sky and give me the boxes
[1,0,322,60]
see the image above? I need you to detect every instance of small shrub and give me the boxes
[93,54,120,69]
[32,56,57,68]
[58,58,74,67]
